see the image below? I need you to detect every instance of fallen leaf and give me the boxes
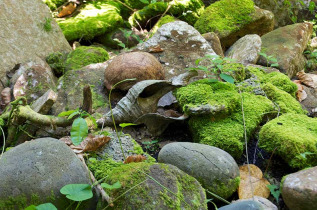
[297,70,317,88]
[124,155,146,164]
[13,74,27,99]
[149,45,164,53]
[238,164,270,199]
[57,3,77,18]
[296,90,307,102]
[293,80,303,91]
[81,134,110,152]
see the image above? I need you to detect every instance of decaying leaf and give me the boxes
[238,164,270,199]
[297,90,307,102]
[13,74,27,99]
[124,155,146,164]
[1,87,11,109]
[149,45,164,53]
[297,70,317,88]
[81,134,110,152]
[57,3,77,18]
[293,80,303,91]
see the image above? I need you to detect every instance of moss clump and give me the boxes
[212,177,240,199]
[262,72,297,97]
[151,15,177,35]
[104,162,207,209]
[123,0,148,9]
[194,0,255,35]
[245,65,266,80]
[222,63,246,82]
[129,0,204,27]
[262,83,306,114]
[90,85,108,109]
[189,93,274,159]
[46,52,67,76]
[175,80,240,116]
[65,46,109,70]
[57,1,124,41]
[88,157,124,180]
[43,0,67,11]
[259,114,317,169]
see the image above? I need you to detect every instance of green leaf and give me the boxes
[119,123,137,128]
[267,184,280,202]
[269,58,278,63]
[60,184,93,201]
[219,73,234,84]
[67,111,80,120]
[71,117,88,146]
[25,205,37,210]
[207,79,218,83]
[270,63,279,67]
[258,52,267,57]
[101,181,121,190]
[197,65,208,71]
[58,109,78,117]
[118,42,125,48]
[36,203,57,210]
[300,152,315,159]
[195,58,202,65]
[140,0,149,4]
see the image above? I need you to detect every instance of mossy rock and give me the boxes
[65,46,109,70]
[43,0,67,11]
[123,0,148,9]
[151,15,177,35]
[222,63,246,82]
[57,0,124,41]
[259,114,317,169]
[46,52,68,76]
[102,162,207,209]
[129,0,204,28]
[175,80,240,116]
[262,83,306,115]
[189,92,274,159]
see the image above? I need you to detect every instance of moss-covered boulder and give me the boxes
[97,162,208,209]
[175,80,275,158]
[57,0,124,41]
[151,15,177,35]
[43,0,67,11]
[259,114,317,169]
[129,0,204,27]
[65,46,109,71]
[194,0,274,48]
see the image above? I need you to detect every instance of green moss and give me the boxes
[280,175,287,190]
[90,85,107,109]
[262,72,297,97]
[46,52,67,76]
[0,193,54,210]
[88,157,123,180]
[189,93,274,159]
[175,80,240,116]
[151,15,177,35]
[259,114,317,169]
[194,0,255,35]
[57,1,124,41]
[43,0,67,11]
[130,138,157,163]
[129,0,204,27]
[245,66,266,80]
[211,176,240,199]
[123,0,148,9]
[262,83,306,114]
[222,63,246,82]
[65,46,109,70]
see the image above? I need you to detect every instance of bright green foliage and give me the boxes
[188,92,274,159]
[101,181,121,190]
[65,46,109,71]
[43,0,67,11]
[262,72,298,97]
[262,83,306,114]
[88,157,124,180]
[222,63,246,82]
[259,114,317,169]
[151,15,176,35]
[57,1,124,41]
[194,0,255,35]
[46,52,67,76]
[175,80,240,116]
[26,203,57,210]
[60,184,93,201]
[123,0,149,9]
[267,184,280,203]
[129,0,204,27]
[70,117,88,146]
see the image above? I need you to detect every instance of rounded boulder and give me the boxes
[104,51,164,91]
[158,142,240,199]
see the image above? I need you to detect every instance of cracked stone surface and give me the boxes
[158,142,240,199]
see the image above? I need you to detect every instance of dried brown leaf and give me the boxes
[293,80,303,91]
[124,155,147,164]
[149,45,164,53]
[297,90,307,102]
[82,134,110,152]
[297,70,317,88]
[57,3,77,18]
[239,164,263,180]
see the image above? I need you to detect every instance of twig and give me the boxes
[264,147,278,176]
[206,190,230,204]
[112,0,135,12]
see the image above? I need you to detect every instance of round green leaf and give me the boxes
[36,203,57,210]
[71,117,88,146]
[220,73,234,84]
[60,184,93,201]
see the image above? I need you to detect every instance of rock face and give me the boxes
[105,162,207,209]
[104,52,164,91]
[219,200,263,210]
[225,34,262,65]
[158,142,240,199]
[136,21,217,80]
[282,166,317,210]
[0,0,71,86]
[0,138,94,209]
[233,196,278,210]
[194,0,274,48]
[257,23,313,77]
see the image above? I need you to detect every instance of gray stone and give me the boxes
[158,142,240,199]
[136,21,217,80]
[257,23,313,77]
[233,196,278,210]
[0,0,71,86]
[225,35,262,65]
[219,200,263,210]
[202,32,224,57]
[300,85,317,117]
[281,166,317,210]
[0,138,95,209]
